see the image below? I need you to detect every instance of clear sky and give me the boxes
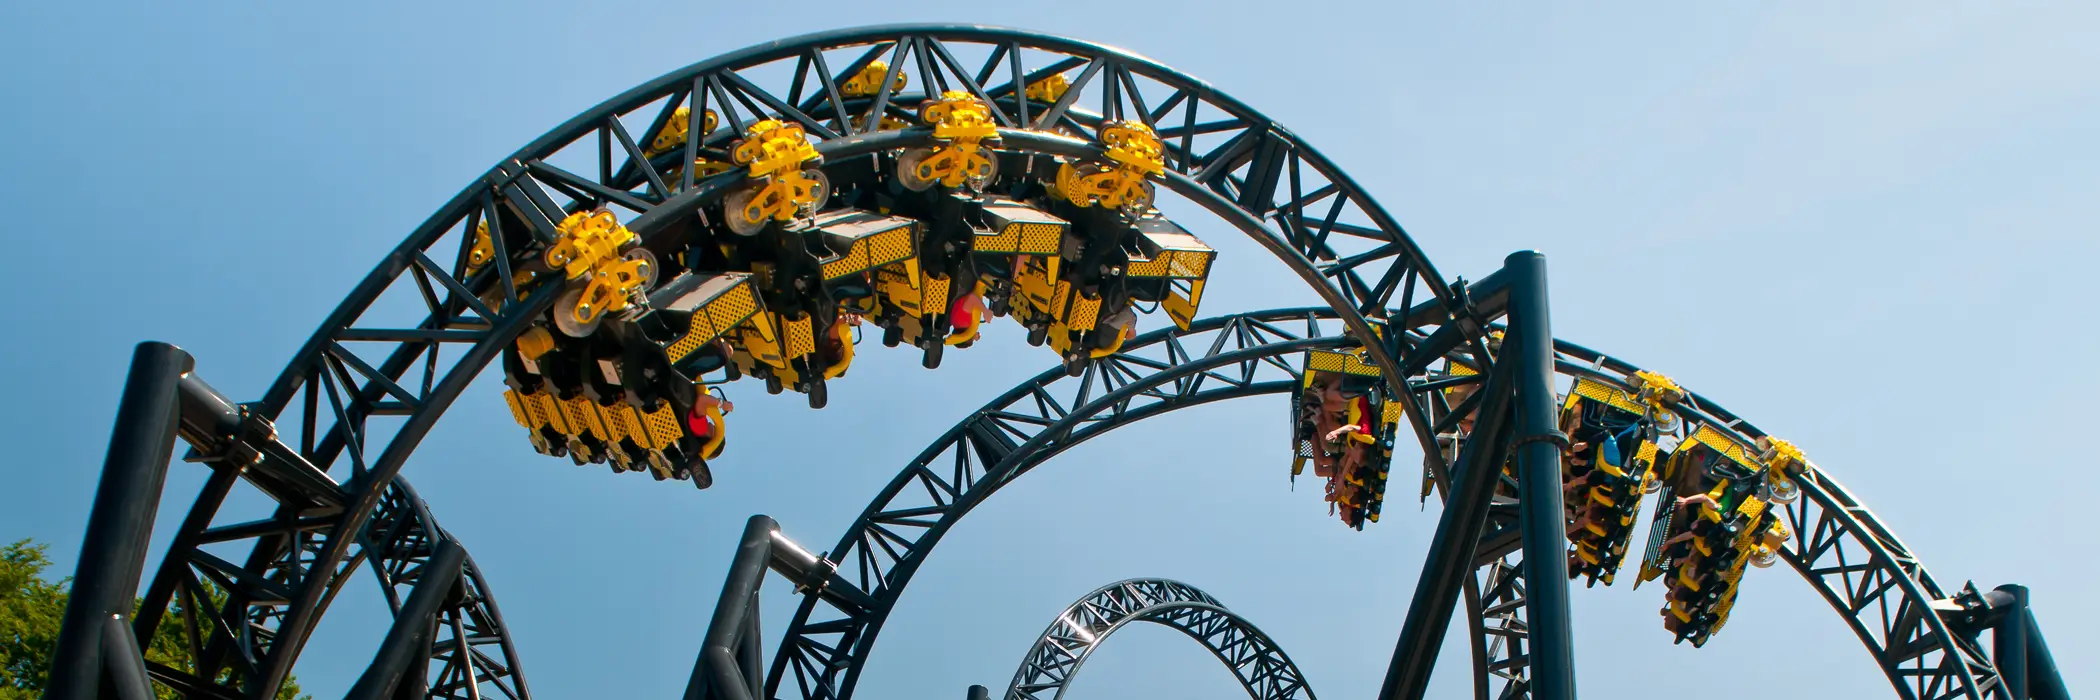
[3,2,2095,699]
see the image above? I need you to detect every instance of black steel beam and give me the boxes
[1505,251,1575,700]
[1994,585,2030,699]
[101,614,157,700]
[1377,354,1516,700]
[688,515,779,700]
[2023,607,2069,700]
[46,342,192,700]
[345,539,466,700]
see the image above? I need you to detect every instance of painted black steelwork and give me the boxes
[1996,586,2031,699]
[101,615,158,700]
[347,538,466,700]
[114,27,1473,696]
[686,515,876,700]
[758,307,2031,700]
[767,312,1356,700]
[55,358,531,700]
[1503,252,1574,700]
[361,480,532,699]
[1006,579,1315,700]
[49,23,2055,700]
[2024,607,2069,700]
[687,516,775,700]
[1379,347,1515,700]
[46,342,191,700]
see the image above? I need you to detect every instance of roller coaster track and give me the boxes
[1006,579,1315,700]
[761,306,2000,700]
[47,23,2046,700]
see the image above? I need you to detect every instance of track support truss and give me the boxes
[1377,252,1573,700]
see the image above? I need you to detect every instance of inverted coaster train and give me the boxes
[40,24,2067,700]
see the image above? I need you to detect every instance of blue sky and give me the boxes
[3,2,2095,698]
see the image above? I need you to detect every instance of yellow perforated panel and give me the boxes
[1573,378,1647,415]
[532,394,572,435]
[1380,401,1403,426]
[503,390,533,428]
[641,404,680,450]
[1170,249,1213,279]
[1018,223,1062,254]
[668,279,762,363]
[822,243,871,280]
[1068,294,1101,330]
[564,398,606,440]
[615,404,654,448]
[1049,280,1073,321]
[1735,496,1767,526]
[1307,349,1381,377]
[925,275,951,315]
[976,226,1019,253]
[593,403,628,444]
[785,314,816,358]
[1690,425,1761,470]
[1307,351,1345,374]
[870,227,913,267]
[1124,255,1172,278]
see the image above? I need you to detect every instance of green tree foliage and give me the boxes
[1,539,310,700]
[1,540,66,700]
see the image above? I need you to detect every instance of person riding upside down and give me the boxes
[1321,384,1378,513]
[683,387,734,478]
[816,313,863,379]
[1090,303,1139,357]
[946,286,987,347]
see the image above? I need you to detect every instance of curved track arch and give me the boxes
[762,307,1997,700]
[361,479,530,699]
[135,24,1482,699]
[1007,579,1315,700]
[111,24,2006,700]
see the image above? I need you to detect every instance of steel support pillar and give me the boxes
[688,516,780,700]
[345,538,466,700]
[1987,585,2071,700]
[2023,607,2069,700]
[1994,585,2031,699]
[1506,251,1575,700]
[967,685,990,700]
[1377,355,1516,700]
[46,342,193,700]
[99,615,157,700]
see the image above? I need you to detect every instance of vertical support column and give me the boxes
[686,515,779,700]
[100,615,158,700]
[1993,585,2030,699]
[46,342,193,700]
[1376,358,1516,700]
[967,685,990,700]
[2022,607,2069,700]
[1505,251,1576,700]
[346,539,466,700]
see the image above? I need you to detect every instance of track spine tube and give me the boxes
[1377,352,1517,700]
[46,341,191,700]
[346,538,465,700]
[1506,251,1576,700]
